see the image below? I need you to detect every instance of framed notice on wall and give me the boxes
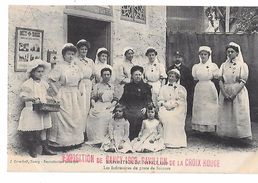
[14,27,44,72]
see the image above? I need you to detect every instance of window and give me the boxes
[121,6,146,24]
[204,6,258,33]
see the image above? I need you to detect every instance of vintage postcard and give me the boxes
[8,4,258,173]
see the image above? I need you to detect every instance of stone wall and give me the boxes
[112,6,167,66]
[8,5,66,152]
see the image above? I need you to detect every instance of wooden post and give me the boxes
[225,7,230,33]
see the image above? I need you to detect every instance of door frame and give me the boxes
[63,6,114,65]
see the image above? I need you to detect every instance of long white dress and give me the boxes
[18,78,52,131]
[75,57,95,131]
[131,119,165,152]
[144,59,167,107]
[48,62,84,147]
[191,62,219,132]
[217,60,252,139]
[86,81,117,144]
[158,83,187,148]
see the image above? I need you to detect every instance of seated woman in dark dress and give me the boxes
[119,65,153,140]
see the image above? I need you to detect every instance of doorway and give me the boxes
[67,15,111,64]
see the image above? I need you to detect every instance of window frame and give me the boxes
[120,6,146,24]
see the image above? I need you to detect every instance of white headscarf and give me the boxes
[198,46,215,68]
[62,43,77,66]
[95,47,108,65]
[123,47,134,61]
[146,46,160,64]
[167,68,180,76]
[167,68,181,85]
[226,42,245,65]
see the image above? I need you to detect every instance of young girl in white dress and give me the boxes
[131,104,165,152]
[18,59,56,158]
[100,104,133,153]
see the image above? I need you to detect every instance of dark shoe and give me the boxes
[84,132,88,142]
[29,150,37,158]
[92,143,102,148]
[28,144,37,158]
[126,150,133,153]
[42,140,57,155]
[142,149,152,153]
[238,138,255,147]
[106,148,116,152]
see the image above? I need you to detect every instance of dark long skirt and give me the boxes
[125,106,145,140]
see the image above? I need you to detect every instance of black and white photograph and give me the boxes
[7,4,258,173]
[14,27,43,71]
[18,52,29,62]
[30,43,40,52]
[19,42,29,52]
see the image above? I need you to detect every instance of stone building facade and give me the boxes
[8,5,166,152]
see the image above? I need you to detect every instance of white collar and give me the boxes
[101,81,111,87]
[148,58,158,65]
[230,58,237,64]
[175,63,182,67]
[125,59,134,64]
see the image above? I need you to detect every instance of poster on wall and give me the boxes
[14,27,43,72]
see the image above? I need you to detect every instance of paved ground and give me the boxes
[78,121,258,155]
[9,118,258,174]
[11,119,258,157]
